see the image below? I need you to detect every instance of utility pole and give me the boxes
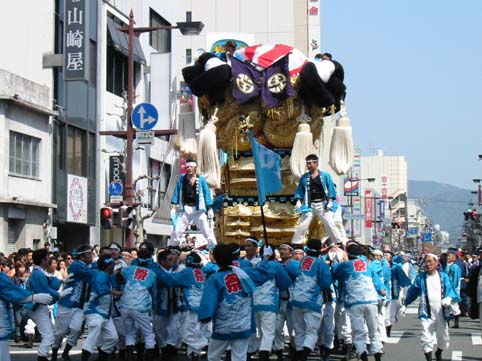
[99,10,203,248]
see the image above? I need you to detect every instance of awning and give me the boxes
[107,18,146,65]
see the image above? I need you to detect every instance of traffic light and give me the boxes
[100,207,113,229]
[120,205,134,229]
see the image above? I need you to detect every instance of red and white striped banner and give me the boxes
[235,43,308,76]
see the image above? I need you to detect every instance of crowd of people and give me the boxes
[1,236,482,361]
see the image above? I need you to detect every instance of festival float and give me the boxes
[176,43,353,246]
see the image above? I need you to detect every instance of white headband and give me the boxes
[186,162,197,167]
[245,237,258,246]
[424,253,438,261]
[77,249,92,255]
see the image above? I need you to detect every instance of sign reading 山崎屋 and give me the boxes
[64,0,86,81]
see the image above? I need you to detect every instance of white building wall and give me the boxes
[0,1,54,87]
[175,0,310,85]
[0,1,55,253]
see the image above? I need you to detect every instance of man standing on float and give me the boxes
[291,154,343,245]
[170,159,217,248]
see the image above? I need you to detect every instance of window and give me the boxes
[186,48,192,64]
[9,131,40,178]
[66,126,86,176]
[149,9,171,53]
[88,132,95,177]
[106,15,137,97]
[106,46,128,96]
[56,123,65,170]
[149,159,171,209]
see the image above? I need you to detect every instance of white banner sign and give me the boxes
[67,174,88,223]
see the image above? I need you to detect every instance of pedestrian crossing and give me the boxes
[451,351,463,361]
[385,330,404,344]
[471,332,482,345]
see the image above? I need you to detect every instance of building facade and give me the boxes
[359,150,408,245]
[0,2,57,254]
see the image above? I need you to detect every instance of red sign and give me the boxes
[224,273,242,294]
[133,268,149,281]
[193,268,204,283]
[309,6,319,15]
[353,259,367,273]
[301,257,314,271]
[365,189,373,228]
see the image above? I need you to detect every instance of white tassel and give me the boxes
[290,110,315,181]
[176,103,198,158]
[329,101,354,175]
[197,110,221,188]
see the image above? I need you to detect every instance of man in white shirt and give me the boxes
[403,254,460,361]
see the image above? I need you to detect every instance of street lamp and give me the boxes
[100,10,204,248]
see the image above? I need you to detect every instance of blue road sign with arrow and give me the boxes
[109,181,123,196]
[132,102,158,130]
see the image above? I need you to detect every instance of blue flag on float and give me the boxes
[249,131,283,205]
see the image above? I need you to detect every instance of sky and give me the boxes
[321,0,482,190]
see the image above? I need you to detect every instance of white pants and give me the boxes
[170,206,216,248]
[420,306,449,353]
[120,309,156,350]
[291,306,322,351]
[479,302,482,332]
[83,314,118,354]
[349,304,382,355]
[208,338,249,361]
[28,305,55,357]
[256,311,277,352]
[54,305,84,348]
[112,315,126,350]
[334,222,349,244]
[180,311,209,355]
[389,299,401,325]
[0,340,10,361]
[334,301,352,344]
[153,313,179,348]
[291,203,342,244]
[318,302,335,349]
[377,301,388,343]
[274,300,294,351]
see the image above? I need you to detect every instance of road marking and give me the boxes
[451,351,463,361]
[10,350,82,355]
[385,330,404,344]
[472,332,482,346]
[406,307,417,314]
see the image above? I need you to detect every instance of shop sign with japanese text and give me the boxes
[64,0,86,80]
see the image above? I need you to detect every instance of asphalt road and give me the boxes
[9,303,482,361]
